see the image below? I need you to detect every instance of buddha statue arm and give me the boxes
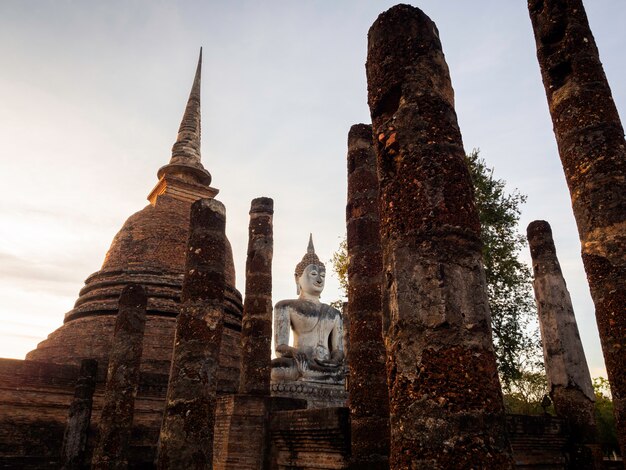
[328,320,345,363]
[274,304,291,356]
[312,317,344,368]
[274,303,302,359]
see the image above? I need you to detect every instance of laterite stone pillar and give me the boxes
[528,220,601,469]
[239,197,274,396]
[528,0,626,455]
[60,359,98,470]
[93,284,147,469]
[157,198,226,469]
[346,123,390,469]
[366,5,513,468]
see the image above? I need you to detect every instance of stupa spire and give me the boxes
[155,48,212,188]
[171,48,202,164]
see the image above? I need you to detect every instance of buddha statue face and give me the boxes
[297,264,325,297]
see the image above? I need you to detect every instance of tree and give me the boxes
[330,241,348,313]
[502,370,551,415]
[330,237,348,308]
[331,149,540,389]
[466,149,541,389]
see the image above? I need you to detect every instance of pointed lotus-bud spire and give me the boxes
[156,48,212,187]
[295,233,322,279]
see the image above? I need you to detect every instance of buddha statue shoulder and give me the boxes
[271,235,345,383]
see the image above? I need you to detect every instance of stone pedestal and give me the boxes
[213,395,305,470]
[271,380,347,409]
[269,407,351,470]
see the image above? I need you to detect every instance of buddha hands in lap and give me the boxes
[271,236,345,383]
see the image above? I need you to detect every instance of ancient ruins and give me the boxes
[527,220,601,468]
[528,0,626,458]
[93,284,147,469]
[346,123,389,469]
[367,5,513,467]
[0,1,623,469]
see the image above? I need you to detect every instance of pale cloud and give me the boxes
[0,252,78,284]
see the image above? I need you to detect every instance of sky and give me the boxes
[0,1,624,379]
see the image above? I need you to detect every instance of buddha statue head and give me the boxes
[294,234,325,297]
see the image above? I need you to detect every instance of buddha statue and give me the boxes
[271,235,345,383]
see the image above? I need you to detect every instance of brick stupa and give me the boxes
[26,49,243,392]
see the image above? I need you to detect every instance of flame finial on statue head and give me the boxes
[294,233,322,280]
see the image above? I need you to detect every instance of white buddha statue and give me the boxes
[271,235,345,383]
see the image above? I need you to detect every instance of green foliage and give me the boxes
[465,149,541,389]
[329,299,345,313]
[503,371,552,415]
[593,377,620,457]
[331,237,348,300]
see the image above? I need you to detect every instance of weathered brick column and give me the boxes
[366,5,513,468]
[527,221,601,469]
[92,284,147,469]
[60,359,98,470]
[345,123,389,469]
[239,197,274,396]
[157,198,226,469]
[527,0,626,455]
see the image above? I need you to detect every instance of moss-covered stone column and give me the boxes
[346,123,390,469]
[157,198,226,469]
[239,197,274,396]
[92,284,147,469]
[527,220,601,469]
[60,359,98,470]
[527,0,626,455]
[366,5,513,468]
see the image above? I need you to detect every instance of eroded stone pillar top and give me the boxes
[250,197,274,214]
[348,123,373,141]
[367,4,454,115]
[527,220,563,275]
